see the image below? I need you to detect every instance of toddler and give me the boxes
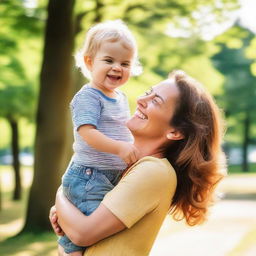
[58,20,142,255]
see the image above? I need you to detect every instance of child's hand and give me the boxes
[117,142,140,165]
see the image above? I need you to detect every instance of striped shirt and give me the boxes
[70,84,133,170]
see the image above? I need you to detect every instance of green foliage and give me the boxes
[0,118,35,150]
[0,0,44,129]
[0,0,241,150]
[72,0,239,111]
[180,56,225,95]
[0,0,45,156]
[245,37,256,76]
[0,119,11,149]
[212,25,256,119]
[212,26,256,171]
[0,86,35,121]
[0,0,44,85]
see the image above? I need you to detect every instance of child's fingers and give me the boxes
[130,152,137,164]
[132,146,140,162]
[124,157,130,165]
[135,148,140,158]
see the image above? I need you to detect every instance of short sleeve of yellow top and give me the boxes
[84,156,177,256]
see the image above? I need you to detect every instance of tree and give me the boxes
[0,0,42,200]
[0,85,35,200]
[212,25,256,172]
[0,0,39,199]
[22,0,76,232]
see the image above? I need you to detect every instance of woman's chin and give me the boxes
[127,115,146,134]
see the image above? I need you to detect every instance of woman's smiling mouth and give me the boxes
[135,109,148,120]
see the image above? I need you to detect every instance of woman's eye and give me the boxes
[152,98,158,104]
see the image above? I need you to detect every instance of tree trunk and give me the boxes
[9,119,22,200]
[242,112,250,172]
[0,175,2,211]
[22,0,75,232]
[94,0,104,22]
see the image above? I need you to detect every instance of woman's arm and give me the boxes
[55,189,126,246]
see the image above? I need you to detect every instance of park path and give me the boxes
[150,199,256,256]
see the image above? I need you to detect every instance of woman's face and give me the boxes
[127,79,180,139]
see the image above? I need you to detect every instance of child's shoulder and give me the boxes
[115,89,128,100]
[78,84,97,93]
[75,84,101,98]
[71,84,102,106]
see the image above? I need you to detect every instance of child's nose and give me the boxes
[112,64,121,71]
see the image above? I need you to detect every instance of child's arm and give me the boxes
[78,124,139,165]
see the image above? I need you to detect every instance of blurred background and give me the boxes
[0,0,255,255]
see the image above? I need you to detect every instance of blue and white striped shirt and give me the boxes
[70,84,133,170]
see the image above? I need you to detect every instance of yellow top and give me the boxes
[84,156,177,256]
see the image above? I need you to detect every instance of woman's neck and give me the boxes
[134,137,166,159]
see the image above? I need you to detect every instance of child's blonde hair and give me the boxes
[75,20,142,79]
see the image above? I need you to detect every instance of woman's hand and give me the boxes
[49,205,65,236]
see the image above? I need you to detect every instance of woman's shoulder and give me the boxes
[126,156,177,186]
[133,156,175,172]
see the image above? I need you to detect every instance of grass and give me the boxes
[228,163,256,173]
[1,232,57,256]
[0,165,58,255]
[0,166,31,241]
[0,164,256,255]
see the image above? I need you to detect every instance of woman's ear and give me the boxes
[166,129,184,141]
[84,56,93,71]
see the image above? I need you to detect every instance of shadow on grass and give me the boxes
[0,232,58,256]
[0,191,28,225]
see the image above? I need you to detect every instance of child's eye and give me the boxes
[121,63,130,67]
[104,59,113,63]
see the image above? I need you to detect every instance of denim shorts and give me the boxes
[58,161,122,253]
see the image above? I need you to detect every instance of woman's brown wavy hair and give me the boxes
[166,70,225,226]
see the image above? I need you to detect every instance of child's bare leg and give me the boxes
[58,245,68,256]
[58,245,83,256]
[68,251,83,256]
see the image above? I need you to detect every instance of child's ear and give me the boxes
[84,56,93,71]
[166,129,184,141]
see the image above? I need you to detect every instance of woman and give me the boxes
[50,70,225,256]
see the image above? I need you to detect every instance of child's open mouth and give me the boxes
[107,75,121,81]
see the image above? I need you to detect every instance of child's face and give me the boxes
[85,40,134,93]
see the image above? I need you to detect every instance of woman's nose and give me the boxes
[137,95,147,108]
